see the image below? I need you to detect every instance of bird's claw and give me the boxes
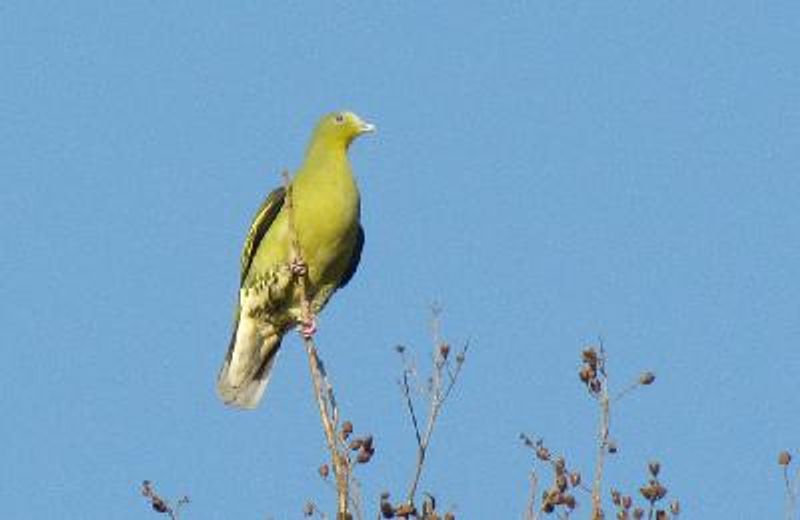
[290,257,308,277]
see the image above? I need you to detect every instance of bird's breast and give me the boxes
[293,172,359,285]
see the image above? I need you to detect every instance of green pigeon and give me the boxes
[217,111,375,409]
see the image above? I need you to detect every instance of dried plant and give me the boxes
[520,435,581,519]
[378,307,466,519]
[140,480,189,519]
[283,171,373,520]
[522,342,674,519]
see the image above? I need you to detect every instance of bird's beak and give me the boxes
[358,120,376,134]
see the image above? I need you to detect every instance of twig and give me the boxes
[785,462,797,520]
[399,311,467,507]
[140,481,189,520]
[525,470,539,520]
[283,171,351,520]
[591,387,610,520]
[587,344,611,520]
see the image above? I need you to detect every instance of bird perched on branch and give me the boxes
[217,111,375,409]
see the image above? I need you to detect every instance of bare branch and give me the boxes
[525,470,540,520]
[283,171,352,520]
[399,311,467,508]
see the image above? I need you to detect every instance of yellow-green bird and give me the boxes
[217,111,375,409]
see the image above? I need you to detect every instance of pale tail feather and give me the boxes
[216,315,283,410]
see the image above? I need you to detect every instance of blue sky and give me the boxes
[1,2,799,518]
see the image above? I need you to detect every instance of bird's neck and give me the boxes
[303,138,349,172]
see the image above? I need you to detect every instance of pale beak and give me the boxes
[359,121,376,134]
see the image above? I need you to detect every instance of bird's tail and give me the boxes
[216,315,283,410]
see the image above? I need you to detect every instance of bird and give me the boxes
[216,111,375,409]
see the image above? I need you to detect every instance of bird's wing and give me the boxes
[240,186,286,285]
[337,224,364,289]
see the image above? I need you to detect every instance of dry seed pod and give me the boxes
[341,420,353,440]
[582,348,598,366]
[779,451,792,466]
[639,372,656,385]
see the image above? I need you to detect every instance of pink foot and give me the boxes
[298,316,318,339]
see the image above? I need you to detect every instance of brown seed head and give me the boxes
[622,495,632,510]
[341,421,354,440]
[648,461,661,477]
[611,489,621,506]
[640,481,667,503]
[394,504,415,518]
[582,348,598,366]
[362,435,374,450]
[444,513,455,520]
[639,372,656,385]
[569,472,581,487]
[545,487,561,506]
[357,447,374,464]
[654,482,667,501]
[579,365,596,384]
[655,510,667,520]
[379,494,394,518]
[151,496,168,514]
[779,451,792,466]
[536,446,551,462]
[563,494,576,509]
[439,343,451,359]
[670,500,681,515]
[318,464,330,479]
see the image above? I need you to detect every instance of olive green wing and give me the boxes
[240,187,286,286]
[338,224,364,289]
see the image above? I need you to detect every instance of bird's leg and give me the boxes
[298,299,318,339]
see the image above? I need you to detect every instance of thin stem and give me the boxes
[305,338,349,517]
[786,464,797,520]
[401,369,423,448]
[404,339,466,506]
[525,471,539,520]
[612,379,641,403]
[591,382,610,520]
[283,171,350,520]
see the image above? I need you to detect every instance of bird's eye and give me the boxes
[334,114,345,124]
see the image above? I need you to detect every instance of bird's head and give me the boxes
[311,111,376,149]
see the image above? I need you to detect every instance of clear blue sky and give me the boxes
[2,2,798,518]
